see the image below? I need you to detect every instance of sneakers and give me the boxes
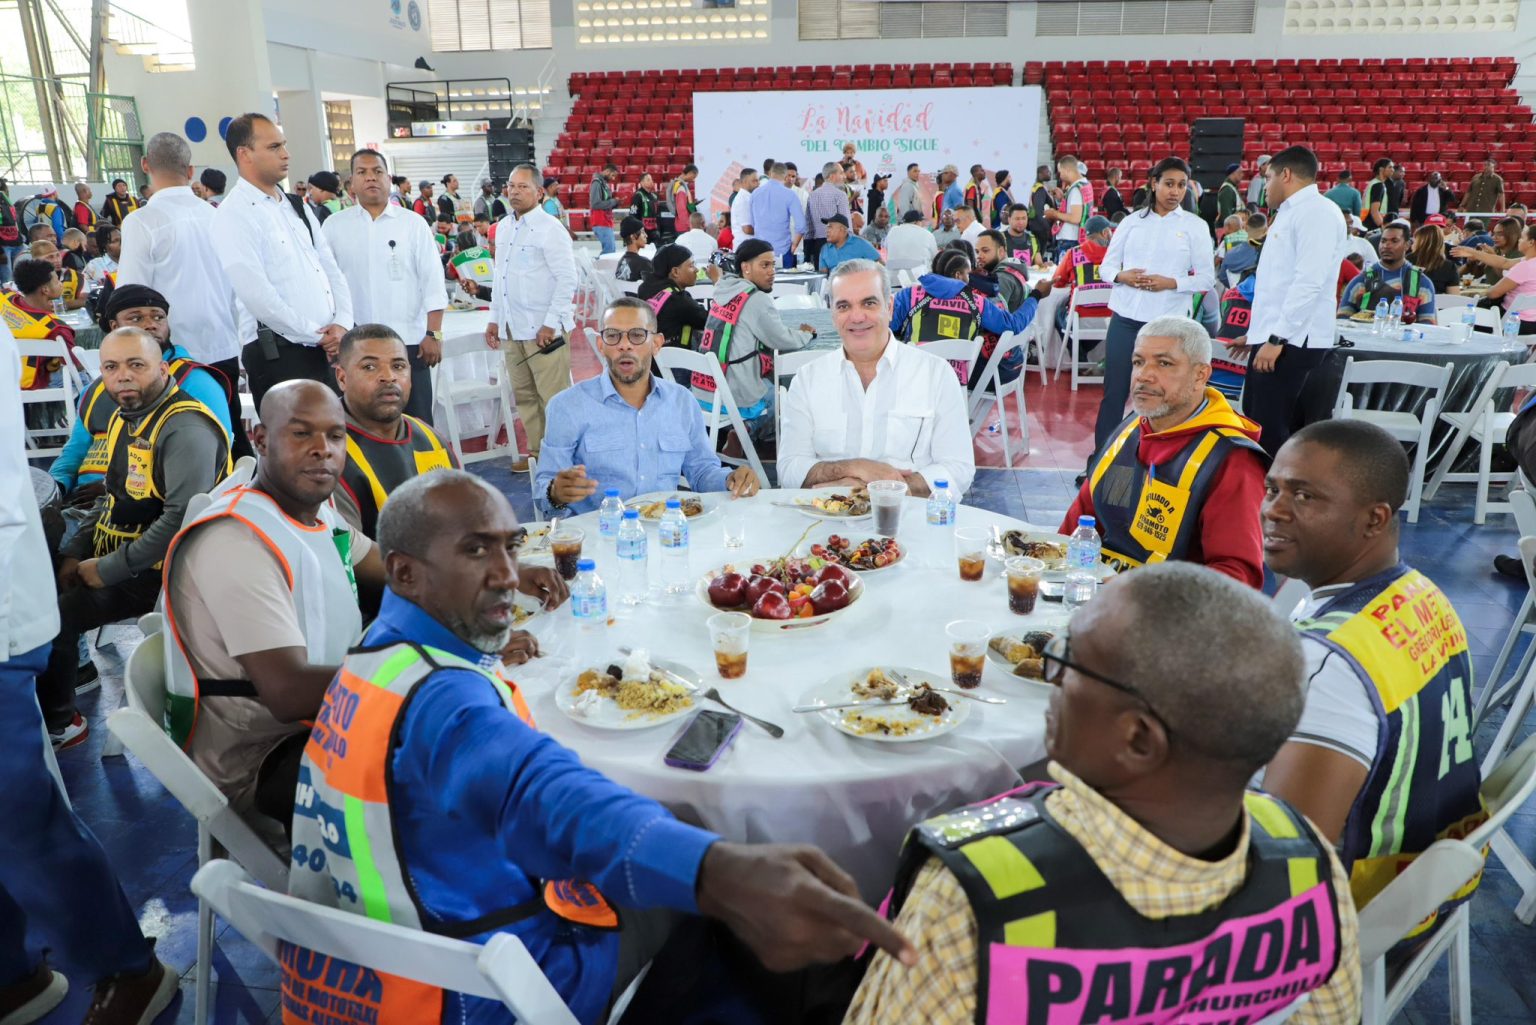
[49,713,88,751]
[76,659,100,695]
[0,963,68,1025]
[81,958,177,1025]
[1495,553,1527,581]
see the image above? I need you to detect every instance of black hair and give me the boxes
[199,168,226,194]
[95,223,120,250]
[1372,157,1394,176]
[932,247,972,280]
[13,258,56,294]
[1005,203,1029,219]
[1290,420,1410,513]
[111,178,126,187]
[339,323,406,363]
[995,169,1010,188]
[603,162,619,172]
[350,148,388,171]
[906,162,919,172]
[1245,212,1269,230]
[1336,168,1352,181]
[683,164,699,175]
[441,173,455,186]
[978,228,1007,249]
[1269,145,1319,182]
[1135,156,1192,218]
[224,112,272,161]
[1380,222,1412,243]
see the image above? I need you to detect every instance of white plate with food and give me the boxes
[628,492,721,528]
[513,523,554,564]
[986,530,1117,582]
[985,624,1067,686]
[555,649,701,730]
[698,557,864,632]
[787,487,872,521]
[799,666,971,743]
[801,532,906,574]
[510,591,549,628]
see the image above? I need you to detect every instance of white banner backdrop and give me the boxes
[692,86,1041,218]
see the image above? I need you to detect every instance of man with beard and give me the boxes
[1061,315,1267,587]
[536,297,759,517]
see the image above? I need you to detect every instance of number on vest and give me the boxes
[293,843,328,874]
[1439,678,1473,779]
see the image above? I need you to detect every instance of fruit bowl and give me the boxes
[696,557,866,633]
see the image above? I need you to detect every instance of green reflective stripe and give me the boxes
[345,795,392,922]
[961,836,1045,900]
[368,648,423,689]
[1371,695,1420,856]
[166,692,195,746]
[1004,911,1056,948]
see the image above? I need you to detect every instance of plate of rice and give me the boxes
[556,648,700,730]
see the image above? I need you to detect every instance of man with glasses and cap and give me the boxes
[846,561,1362,1025]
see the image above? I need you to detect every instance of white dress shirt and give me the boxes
[0,320,60,657]
[488,206,577,338]
[885,223,939,266]
[731,188,755,235]
[1249,183,1348,348]
[210,177,353,347]
[322,203,447,349]
[1097,206,1217,323]
[675,228,719,266]
[960,220,984,245]
[116,184,247,363]
[778,336,976,496]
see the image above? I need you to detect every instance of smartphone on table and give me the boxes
[664,710,743,771]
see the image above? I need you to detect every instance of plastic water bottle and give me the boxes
[1388,295,1403,331]
[658,498,691,596]
[616,509,649,607]
[570,559,608,631]
[1462,304,1477,336]
[1065,516,1101,609]
[50,297,65,316]
[598,488,624,542]
[1373,299,1389,335]
[1505,312,1522,342]
[926,479,957,528]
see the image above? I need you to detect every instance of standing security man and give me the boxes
[212,112,354,408]
[323,148,447,423]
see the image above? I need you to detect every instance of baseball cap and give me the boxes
[1085,215,1113,234]
[1425,214,1449,227]
[418,179,433,190]
[1224,162,1242,174]
[822,213,851,228]
[37,183,57,196]
[1256,155,1272,166]
[480,177,492,188]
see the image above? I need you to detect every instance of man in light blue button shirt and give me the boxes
[535,297,761,517]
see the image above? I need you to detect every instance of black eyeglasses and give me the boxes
[599,328,651,348]
[1041,630,1173,734]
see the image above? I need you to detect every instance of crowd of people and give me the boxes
[0,118,1513,1025]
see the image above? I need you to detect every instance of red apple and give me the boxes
[816,564,856,588]
[707,572,748,608]
[744,575,786,604]
[752,590,793,619]
[809,579,851,614]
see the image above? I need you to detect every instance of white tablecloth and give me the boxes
[1336,320,1527,358]
[513,490,1056,901]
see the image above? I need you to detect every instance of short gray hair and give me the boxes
[822,161,840,178]
[377,469,509,560]
[1137,315,1211,366]
[827,258,890,307]
[144,132,191,175]
[1099,563,1305,772]
[769,162,788,177]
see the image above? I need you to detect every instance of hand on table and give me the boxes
[550,465,600,507]
[1253,341,1285,373]
[500,630,540,666]
[842,459,908,484]
[517,564,569,610]
[726,466,760,497]
[696,841,916,973]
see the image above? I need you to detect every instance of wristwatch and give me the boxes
[425,329,444,340]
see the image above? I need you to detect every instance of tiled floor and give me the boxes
[27,375,1536,1024]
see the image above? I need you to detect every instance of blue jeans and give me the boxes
[1052,240,1079,263]
[0,642,152,987]
[594,226,616,255]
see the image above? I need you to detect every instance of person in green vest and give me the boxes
[1216,162,1243,222]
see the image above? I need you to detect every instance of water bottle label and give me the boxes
[660,523,689,549]
[618,538,646,560]
[573,593,608,619]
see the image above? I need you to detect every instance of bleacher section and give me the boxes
[1036,57,1536,207]
[546,63,1014,229]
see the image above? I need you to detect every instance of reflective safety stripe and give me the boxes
[1089,418,1139,493]
[1003,911,1055,948]
[346,793,392,922]
[344,435,391,526]
[1246,793,1302,840]
[961,836,1045,900]
[1288,857,1319,897]
[1371,694,1420,859]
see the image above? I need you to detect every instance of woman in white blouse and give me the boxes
[1092,157,1217,449]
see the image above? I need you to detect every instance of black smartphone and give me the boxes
[664,710,743,771]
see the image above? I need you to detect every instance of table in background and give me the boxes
[516,490,1058,901]
[62,309,102,351]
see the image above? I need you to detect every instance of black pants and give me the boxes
[38,573,161,732]
[207,356,254,460]
[803,238,826,270]
[241,336,338,413]
[403,343,435,425]
[1242,344,1331,456]
[1093,313,1146,451]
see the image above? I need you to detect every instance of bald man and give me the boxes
[40,327,230,749]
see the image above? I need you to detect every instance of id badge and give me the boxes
[1129,473,1188,559]
[388,253,405,281]
[125,439,153,500]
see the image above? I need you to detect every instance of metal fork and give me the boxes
[889,669,1007,704]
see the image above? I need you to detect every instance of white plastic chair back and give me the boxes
[1473,306,1502,332]
[1058,284,1111,390]
[967,332,1031,465]
[434,329,531,477]
[772,293,821,310]
[15,337,78,456]
[190,860,584,1025]
[1357,838,1484,965]
[71,343,101,380]
[1468,732,1536,849]
[652,346,768,484]
[1435,293,1474,311]
[1333,358,1453,522]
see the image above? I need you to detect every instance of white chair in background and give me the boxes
[107,619,289,1025]
[1476,732,1536,926]
[433,331,538,516]
[1436,293,1475,313]
[1479,526,1536,728]
[190,859,646,1025]
[1332,357,1453,523]
[70,343,100,380]
[772,292,820,311]
[1423,359,1536,523]
[914,337,984,404]
[1056,286,1111,391]
[772,348,834,450]
[16,338,78,457]
[1473,306,1503,333]
[772,280,810,297]
[653,347,768,485]
[967,332,1031,466]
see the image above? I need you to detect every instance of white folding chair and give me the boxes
[915,337,984,403]
[1436,293,1475,312]
[16,337,78,457]
[772,293,820,310]
[70,343,100,380]
[653,347,769,485]
[1056,286,1111,391]
[1423,360,1536,523]
[192,860,601,1025]
[1357,838,1486,1025]
[1510,294,1536,316]
[1476,538,1536,782]
[772,348,834,450]
[433,331,538,511]
[107,621,289,1025]
[968,332,1030,466]
[1473,306,1503,333]
[1480,528,1536,728]
[1333,358,1454,522]
[1474,732,1536,925]
[772,281,809,297]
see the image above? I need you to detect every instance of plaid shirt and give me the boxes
[844,763,1361,1025]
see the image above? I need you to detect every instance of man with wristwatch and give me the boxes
[1229,145,1346,455]
[323,147,449,423]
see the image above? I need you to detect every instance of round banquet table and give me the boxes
[511,489,1058,902]
[1300,320,1528,466]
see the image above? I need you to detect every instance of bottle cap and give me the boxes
[605,488,621,498]
[622,509,639,519]
[1079,515,1096,528]
[665,498,681,507]
[934,479,949,489]
[577,558,596,572]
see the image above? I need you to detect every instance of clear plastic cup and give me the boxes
[945,619,991,689]
[954,527,991,582]
[708,611,752,679]
[1005,556,1045,615]
[550,527,585,581]
[722,506,747,550]
[868,480,908,537]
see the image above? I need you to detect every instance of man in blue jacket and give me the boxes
[285,470,915,1024]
